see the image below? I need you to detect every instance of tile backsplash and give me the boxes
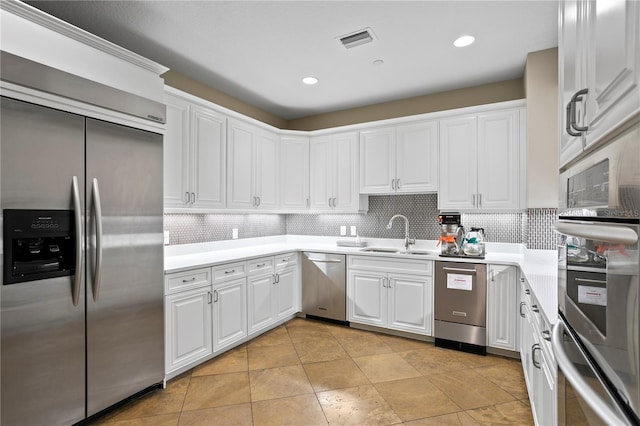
[165,194,558,250]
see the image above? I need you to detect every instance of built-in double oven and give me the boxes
[553,122,640,425]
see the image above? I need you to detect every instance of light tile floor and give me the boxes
[93,318,533,425]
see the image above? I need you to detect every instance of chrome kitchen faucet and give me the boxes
[386,214,415,250]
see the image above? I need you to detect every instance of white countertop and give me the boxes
[165,235,558,325]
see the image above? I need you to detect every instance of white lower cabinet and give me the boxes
[348,256,433,336]
[519,277,557,426]
[212,263,247,352]
[165,285,213,374]
[487,264,519,351]
[248,253,300,336]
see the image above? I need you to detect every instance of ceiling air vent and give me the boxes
[338,28,376,49]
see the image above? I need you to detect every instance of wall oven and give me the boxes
[553,122,640,425]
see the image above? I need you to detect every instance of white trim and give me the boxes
[0,0,168,75]
[1,81,166,134]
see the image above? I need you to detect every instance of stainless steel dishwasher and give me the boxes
[434,261,487,354]
[301,252,347,324]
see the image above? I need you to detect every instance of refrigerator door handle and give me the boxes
[92,178,104,302]
[72,176,83,307]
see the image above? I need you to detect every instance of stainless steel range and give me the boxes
[434,261,487,355]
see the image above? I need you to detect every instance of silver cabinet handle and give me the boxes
[273,274,277,284]
[397,179,401,189]
[520,277,525,283]
[213,289,219,303]
[276,273,280,283]
[306,198,309,207]
[519,301,526,318]
[191,192,195,204]
[257,263,266,268]
[570,88,589,134]
[566,99,581,137]
[542,330,551,342]
[472,193,476,207]
[531,304,540,313]
[224,269,235,275]
[391,179,396,190]
[387,278,392,288]
[208,291,212,304]
[92,178,104,303]
[328,198,332,207]
[525,289,530,295]
[478,193,482,207]
[382,277,387,288]
[257,196,261,207]
[552,319,627,425]
[184,191,190,205]
[71,176,83,307]
[332,197,337,207]
[532,343,541,369]
[182,277,197,283]
[443,267,477,274]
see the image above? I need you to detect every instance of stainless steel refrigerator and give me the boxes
[1,56,165,425]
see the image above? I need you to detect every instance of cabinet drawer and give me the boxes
[213,262,246,282]
[165,268,211,294]
[349,255,432,275]
[248,257,275,275]
[275,252,298,270]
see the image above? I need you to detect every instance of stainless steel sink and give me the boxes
[358,247,437,256]
[359,247,400,253]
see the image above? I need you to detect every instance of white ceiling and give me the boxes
[25,1,559,120]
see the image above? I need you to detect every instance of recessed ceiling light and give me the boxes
[453,35,475,47]
[373,59,384,66]
[302,76,319,85]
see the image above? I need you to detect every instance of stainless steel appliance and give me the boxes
[1,54,165,426]
[437,213,465,256]
[553,122,640,425]
[434,261,487,354]
[301,252,347,324]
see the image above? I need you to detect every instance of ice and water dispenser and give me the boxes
[3,209,76,284]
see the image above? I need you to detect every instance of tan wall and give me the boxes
[286,79,525,131]
[162,70,288,129]
[524,48,558,208]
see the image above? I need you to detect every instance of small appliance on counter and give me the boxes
[437,213,464,256]
[437,213,486,259]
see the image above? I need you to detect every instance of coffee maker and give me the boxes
[437,212,464,256]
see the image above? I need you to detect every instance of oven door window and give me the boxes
[567,269,607,336]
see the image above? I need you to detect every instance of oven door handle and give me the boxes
[552,318,629,425]
[555,222,638,245]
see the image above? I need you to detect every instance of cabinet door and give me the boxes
[559,0,587,167]
[309,136,334,210]
[477,110,521,210]
[255,130,279,209]
[163,95,190,208]
[247,273,276,335]
[227,119,255,209]
[275,265,299,320]
[487,265,518,351]
[359,127,395,194]
[333,132,360,211]
[387,274,432,335]
[396,121,438,193]
[348,271,386,327]
[165,287,213,373]
[585,0,640,148]
[191,107,226,209]
[438,116,477,210]
[280,136,309,210]
[213,278,247,352]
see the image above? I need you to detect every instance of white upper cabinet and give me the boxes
[310,132,368,213]
[439,108,524,211]
[559,0,640,167]
[164,90,227,210]
[360,121,438,194]
[279,136,310,211]
[227,118,279,210]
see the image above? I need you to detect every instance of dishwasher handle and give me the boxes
[443,266,477,274]
[306,258,343,263]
